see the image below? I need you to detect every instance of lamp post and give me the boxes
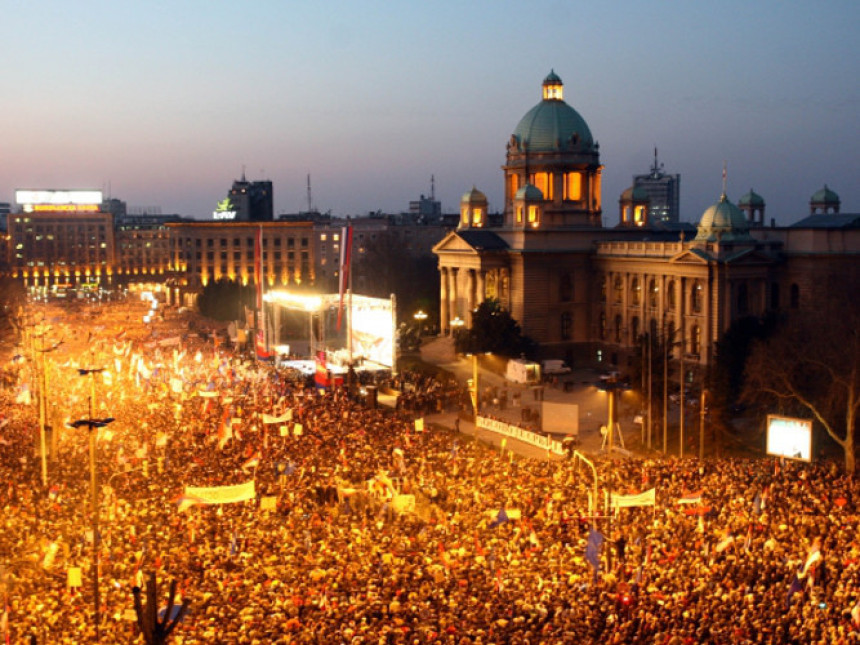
[34,336,63,487]
[413,309,428,336]
[72,365,112,643]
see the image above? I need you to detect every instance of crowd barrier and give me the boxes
[476,415,567,456]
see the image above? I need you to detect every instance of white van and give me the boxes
[505,359,541,384]
[541,359,572,376]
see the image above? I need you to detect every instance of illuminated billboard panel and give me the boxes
[16,190,103,205]
[766,415,812,462]
[350,295,395,369]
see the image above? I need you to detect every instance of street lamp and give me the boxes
[33,327,62,487]
[413,310,428,336]
[72,364,112,643]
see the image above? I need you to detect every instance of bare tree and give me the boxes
[742,284,860,472]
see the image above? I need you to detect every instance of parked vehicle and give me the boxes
[542,359,572,376]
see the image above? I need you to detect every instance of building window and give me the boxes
[648,279,658,308]
[614,276,623,304]
[563,172,582,201]
[530,172,552,200]
[561,312,572,340]
[631,316,640,341]
[631,278,641,306]
[461,206,469,227]
[600,312,607,340]
[690,324,701,356]
[516,206,524,224]
[691,282,703,313]
[790,283,800,309]
[667,280,676,310]
[473,208,483,227]
[527,205,540,227]
[614,314,623,343]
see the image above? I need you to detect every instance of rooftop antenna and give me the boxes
[241,164,246,182]
[431,174,436,201]
[722,160,728,197]
[307,173,313,213]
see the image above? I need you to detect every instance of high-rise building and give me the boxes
[220,174,274,222]
[632,149,680,223]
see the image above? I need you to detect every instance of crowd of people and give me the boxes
[0,299,859,644]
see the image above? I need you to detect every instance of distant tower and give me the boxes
[459,186,488,230]
[228,175,274,222]
[632,148,680,223]
[618,185,650,227]
[738,189,766,226]
[809,184,840,214]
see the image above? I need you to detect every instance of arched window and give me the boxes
[667,280,676,310]
[614,314,623,343]
[631,316,640,341]
[631,278,641,306]
[648,279,658,308]
[736,283,749,316]
[614,276,623,304]
[790,283,800,309]
[561,312,572,340]
[667,321,677,358]
[649,317,658,339]
[600,276,607,302]
[690,324,701,356]
[691,282,703,313]
[559,273,573,302]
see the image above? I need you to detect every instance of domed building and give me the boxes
[435,70,859,383]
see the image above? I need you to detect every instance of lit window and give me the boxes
[320,234,327,241]
[531,173,552,200]
[564,173,582,201]
[528,206,539,227]
[634,206,645,225]
[461,207,469,226]
[516,206,523,224]
[473,208,483,227]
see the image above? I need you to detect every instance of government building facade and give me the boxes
[433,72,859,377]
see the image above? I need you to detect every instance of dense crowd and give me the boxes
[0,303,859,644]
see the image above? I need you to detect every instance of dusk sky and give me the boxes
[2,1,857,225]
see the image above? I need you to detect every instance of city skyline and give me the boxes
[2,1,857,224]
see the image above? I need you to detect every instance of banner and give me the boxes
[263,412,292,425]
[610,488,656,509]
[184,480,256,505]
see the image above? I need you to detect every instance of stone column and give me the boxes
[440,267,449,334]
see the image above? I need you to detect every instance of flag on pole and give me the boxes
[676,490,703,505]
[255,329,272,361]
[337,225,353,330]
[254,226,263,311]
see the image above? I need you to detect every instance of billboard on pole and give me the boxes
[766,415,812,462]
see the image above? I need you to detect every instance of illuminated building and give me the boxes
[8,190,114,289]
[166,220,315,290]
[434,71,860,370]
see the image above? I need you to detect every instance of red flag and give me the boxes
[337,225,353,330]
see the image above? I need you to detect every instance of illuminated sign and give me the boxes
[16,190,103,206]
[31,204,100,213]
[766,415,812,462]
[213,198,237,220]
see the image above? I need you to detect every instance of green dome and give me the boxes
[811,184,839,204]
[515,184,544,201]
[512,74,594,153]
[621,185,650,202]
[694,193,752,242]
[738,189,764,207]
[461,186,487,204]
[543,69,562,85]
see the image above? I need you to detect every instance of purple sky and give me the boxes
[2,1,857,225]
